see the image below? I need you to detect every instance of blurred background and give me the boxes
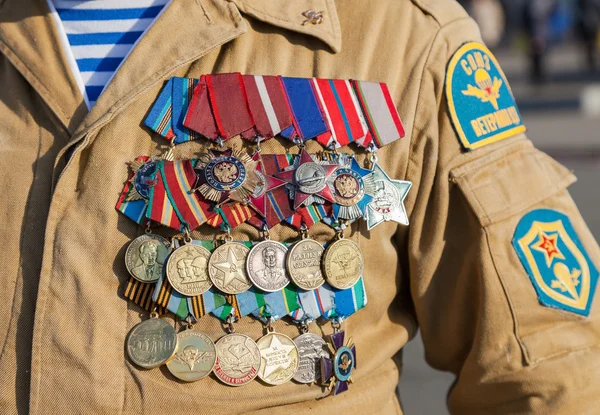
[398,0,600,412]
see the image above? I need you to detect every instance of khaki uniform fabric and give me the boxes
[0,0,598,413]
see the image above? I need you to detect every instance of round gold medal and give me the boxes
[214,333,261,387]
[286,238,325,290]
[208,242,252,294]
[126,317,178,369]
[256,332,299,385]
[125,234,171,283]
[166,330,217,382]
[166,244,212,296]
[322,239,363,289]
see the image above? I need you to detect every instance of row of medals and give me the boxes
[124,231,362,386]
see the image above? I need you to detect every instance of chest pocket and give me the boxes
[450,139,600,366]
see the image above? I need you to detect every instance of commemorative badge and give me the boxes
[286,230,326,290]
[246,239,291,292]
[208,241,253,295]
[256,329,300,385]
[126,313,178,369]
[125,234,171,283]
[214,333,261,386]
[192,148,259,203]
[446,42,526,150]
[292,332,329,384]
[166,240,213,296]
[275,149,339,209]
[320,329,356,395]
[167,330,217,382]
[365,163,411,230]
[331,157,376,220]
[513,209,599,316]
[124,159,159,202]
[323,233,364,290]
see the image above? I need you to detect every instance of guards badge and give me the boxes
[513,209,599,316]
[446,42,526,150]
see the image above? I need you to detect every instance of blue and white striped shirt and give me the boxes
[51,0,170,107]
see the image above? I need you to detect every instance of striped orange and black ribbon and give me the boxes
[124,277,165,314]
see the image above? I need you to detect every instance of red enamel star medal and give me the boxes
[275,150,339,209]
[247,153,287,218]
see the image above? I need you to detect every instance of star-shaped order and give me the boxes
[247,153,287,218]
[365,163,412,230]
[332,158,375,221]
[533,231,565,267]
[261,335,297,379]
[275,149,339,209]
[212,246,247,288]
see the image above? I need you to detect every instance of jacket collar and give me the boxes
[228,0,342,53]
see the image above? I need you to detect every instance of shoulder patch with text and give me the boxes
[512,209,598,316]
[446,42,526,151]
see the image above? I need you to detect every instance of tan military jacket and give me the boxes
[0,0,598,413]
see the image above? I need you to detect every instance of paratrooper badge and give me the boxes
[124,159,159,202]
[320,330,356,395]
[513,209,599,316]
[192,148,259,204]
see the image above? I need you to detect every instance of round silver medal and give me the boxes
[292,333,329,384]
[126,317,178,369]
[214,333,261,387]
[166,244,212,296]
[286,238,325,290]
[125,234,171,283]
[246,240,290,292]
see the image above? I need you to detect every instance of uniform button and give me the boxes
[302,10,324,25]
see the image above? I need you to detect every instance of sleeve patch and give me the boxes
[512,209,599,316]
[446,42,526,151]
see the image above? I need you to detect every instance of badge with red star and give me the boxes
[246,153,287,219]
[275,149,339,209]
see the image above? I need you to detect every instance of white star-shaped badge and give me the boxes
[212,246,247,288]
[261,335,297,379]
[365,163,411,230]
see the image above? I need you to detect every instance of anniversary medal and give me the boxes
[126,312,178,369]
[292,323,329,384]
[331,157,376,221]
[125,232,171,283]
[167,320,217,382]
[320,319,357,396]
[275,149,339,209]
[166,235,213,296]
[246,229,290,292]
[192,148,259,204]
[256,319,300,385]
[213,316,262,387]
[208,235,252,295]
[322,228,363,290]
[286,226,325,290]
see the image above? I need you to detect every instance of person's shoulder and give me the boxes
[408,0,471,27]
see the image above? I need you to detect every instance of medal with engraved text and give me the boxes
[293,332,328,384]
[208,241,252,294]
[214,333,261,386]
[126,314,178,369]
[256,331,299,385]
[125,234,171,283]
[322,234,363,290]
[166,241,212,296]
[167,330,217,382]
[286,230,325,290]
[247,239,290,292]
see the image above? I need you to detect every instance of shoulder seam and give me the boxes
[410,0,470,28]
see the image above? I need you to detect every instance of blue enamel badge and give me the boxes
[446,42,526,150]
[513,209,599,316]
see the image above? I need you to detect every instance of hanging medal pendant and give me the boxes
[208,230,252,294]
[213,315,261,387]
[256,318,300,385]
[166,231,213,296]
[125,226,171,283]
[292,321,329,384]
[322,225,363,290]
[286,225,325,290]
[126,311,178,369]
[192,148,259,204]
[331,157,376,221]
[246,228,290,292]
[320,319,357,395]
[166,319,217,382]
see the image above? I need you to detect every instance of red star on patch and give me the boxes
[532,231,565,267]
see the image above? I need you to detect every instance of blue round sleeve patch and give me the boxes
[512,209,599,316]
[446,42,526,150]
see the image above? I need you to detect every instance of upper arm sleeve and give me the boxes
[405,16,600,414]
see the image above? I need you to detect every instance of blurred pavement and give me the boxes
[398,42,600,414]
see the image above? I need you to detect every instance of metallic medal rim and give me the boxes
[322,238,364,290]
[166,244,213,296]
[246,240,290,292]
[292,332,328,384]
[256,332,299,386]
[125,234,171,283]
[214,333,261,387]
[208,242,252,295]
[166,330,217,382]
[126,318,178,369]
[286,239,325,290]
[295,162,328,194]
